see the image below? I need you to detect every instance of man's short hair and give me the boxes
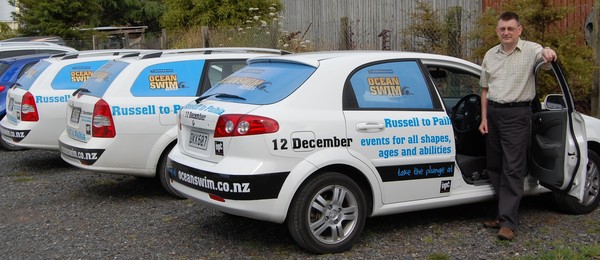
[499,12,520,23]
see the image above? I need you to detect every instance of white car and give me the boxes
[166,51,600,253]
[0,50,147,150]
[0,42,77,59]
[57,48,288,198]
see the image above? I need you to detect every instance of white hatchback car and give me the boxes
[166,51,600,253]
[0,50,147,150]
[57,48,288,198]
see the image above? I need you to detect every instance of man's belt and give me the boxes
[488,100,531,108]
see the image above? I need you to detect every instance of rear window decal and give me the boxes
[16,60,51,91]
[83,61,130,97]
[201,62,316,105]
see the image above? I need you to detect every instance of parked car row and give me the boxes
[0,47,288,197]
[1,47,599,254]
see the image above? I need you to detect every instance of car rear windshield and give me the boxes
[0,62,9,77]
[201,61,316,105]
[81,60,130,97]
[50,60,110,90]
[15,60,52,91]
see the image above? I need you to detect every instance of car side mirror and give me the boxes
[543,94,566,110]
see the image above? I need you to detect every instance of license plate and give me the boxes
[189,130,209,150]
[7,98,13,111]
[70,107,81,123]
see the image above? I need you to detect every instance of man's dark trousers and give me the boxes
[485,103,532,230]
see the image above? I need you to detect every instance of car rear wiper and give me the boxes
[10,82,21,89]
[72,87,91,96]
[195,93,246,104]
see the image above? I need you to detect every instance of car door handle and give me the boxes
[356,122,385,132]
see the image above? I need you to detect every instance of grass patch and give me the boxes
[421,235,434,243]
[517,244,600,260]
[161,216,177,222]
[427,253,451,260]
[13,176,34,182]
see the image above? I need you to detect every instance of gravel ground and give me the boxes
[1,148,600,259]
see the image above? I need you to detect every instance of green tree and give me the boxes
[0,22,18,40]
[8,0,102,38]
[161,0,282,30]
[99,0,164,32]
[471,0,593,105]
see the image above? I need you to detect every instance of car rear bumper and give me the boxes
[58,131,165,177]
[167,145,295,223]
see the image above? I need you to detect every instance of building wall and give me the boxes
[1,0,18,29]
[278,0,594,52]
[279,0,483,53]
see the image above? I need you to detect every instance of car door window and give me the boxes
[347,61,436,109]
[202,60,248,92]
[130,60,204,97]
[428,67,480,98]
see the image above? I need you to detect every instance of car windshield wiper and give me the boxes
[195,93,246,104]
[72,87,91,96]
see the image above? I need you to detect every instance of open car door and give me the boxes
[530,61,588,203]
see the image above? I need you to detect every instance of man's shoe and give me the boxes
[482,219,500,229]
[497,227,514,241]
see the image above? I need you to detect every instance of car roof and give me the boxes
[38,49,153,64]
[0,42,77,52]
[101,47,289,65]
[137,47,290,60]
[0,36,66,45]
[54,49,154,60]
[0,53,55,63]
[247,51,480,69]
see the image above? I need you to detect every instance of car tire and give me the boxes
[287,172,366,254]
[552,149,600,214]
[157,145,186,199]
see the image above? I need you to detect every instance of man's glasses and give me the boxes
[497,26,520,32]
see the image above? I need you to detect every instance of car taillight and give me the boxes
[214,114,278,137]
[0,85,5,92]
[21,92,39,121]
[92,99,115,138]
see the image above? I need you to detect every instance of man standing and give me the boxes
[478,11,557,240]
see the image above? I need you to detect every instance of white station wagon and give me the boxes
[58,48,288,198]
[0,50,147,150]
[166,51,600,253]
